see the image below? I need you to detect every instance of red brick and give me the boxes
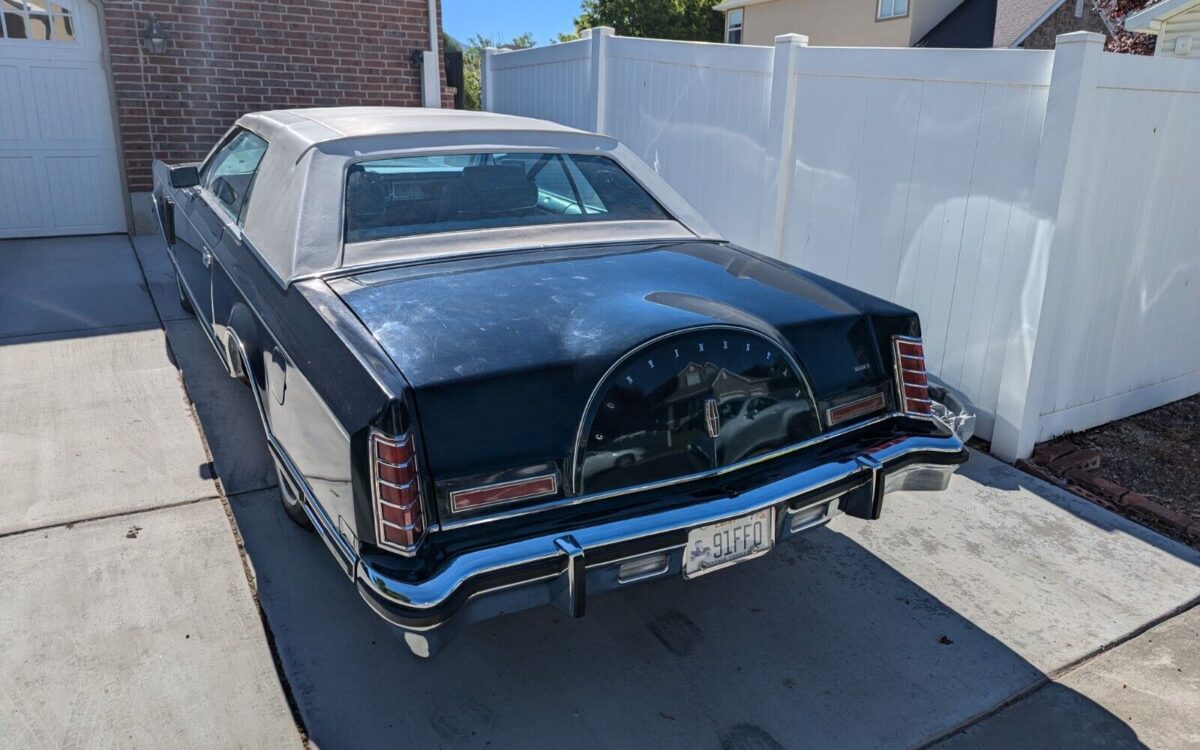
[1047,448,1101,475]
[1033,440,1079,466]
[1063,469,1128,504]
[1015,459,1061,486]
[1121,493,1193,532]
[101,0,443,188]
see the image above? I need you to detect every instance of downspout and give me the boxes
[422,0,442,107]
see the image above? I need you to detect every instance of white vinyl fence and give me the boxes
[483,30,1200,460]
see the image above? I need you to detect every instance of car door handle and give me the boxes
[202,248,213,268]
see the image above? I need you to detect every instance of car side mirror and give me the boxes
[169,165,200,189]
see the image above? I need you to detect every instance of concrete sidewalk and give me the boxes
[0,236,300,749]
[937,605,1200,748]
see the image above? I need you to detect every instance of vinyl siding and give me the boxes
[1156,5,1200,58]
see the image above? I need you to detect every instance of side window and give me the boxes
[878,0,908,20]
[201,129,268,221]
[725,9,743,44]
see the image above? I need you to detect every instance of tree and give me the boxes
[459,33,535,111]
[573,0,723,42]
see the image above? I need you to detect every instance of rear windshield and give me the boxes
[344,152,671,243]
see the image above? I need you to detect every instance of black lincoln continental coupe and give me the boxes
[152,107,971,657]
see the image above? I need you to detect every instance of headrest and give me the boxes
[461,164,537,215]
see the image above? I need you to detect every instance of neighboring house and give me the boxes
[712,0,965,47]
[1125,0,1200,57]
[713,0,1153,51]
[0,0,451,239]
[920,0,1111,47]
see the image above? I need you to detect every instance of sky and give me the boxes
[442,0,582,46]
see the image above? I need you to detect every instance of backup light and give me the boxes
[789,502,828,532]
[617,553,668,583]
[371,430,425,554]
[892,336,932,416]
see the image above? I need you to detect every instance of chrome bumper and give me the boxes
[356,432,967,657]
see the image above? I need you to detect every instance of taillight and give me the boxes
[892,336,932,416]
[370,430,425,555]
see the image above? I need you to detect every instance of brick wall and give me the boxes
[102,0,448,192]
[1020,1,1112,49]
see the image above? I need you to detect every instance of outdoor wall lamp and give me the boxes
[141,15,169,55]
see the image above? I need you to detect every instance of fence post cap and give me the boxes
[582,26,615,39]
[775,33,809,47]
[1055,30,1105,46]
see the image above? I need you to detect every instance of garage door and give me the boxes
[0,0,125,237]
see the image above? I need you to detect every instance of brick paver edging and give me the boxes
[1017,442,1200,544]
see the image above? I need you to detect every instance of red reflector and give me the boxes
[382,516,424,546]
[375,438,411,464]
[380,499,420,527]
[377,461,414,486]
[378,481,416,505]
[827,392,886,425]
[450,475,558,513]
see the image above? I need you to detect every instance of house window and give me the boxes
[726,8,743,44]
[1,1,75,41]
[877,0,908,20]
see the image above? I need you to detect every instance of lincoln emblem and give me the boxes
[704,397,721,438]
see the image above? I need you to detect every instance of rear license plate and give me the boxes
[684,508,775,579]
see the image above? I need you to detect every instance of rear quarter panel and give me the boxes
[209,227,407,553]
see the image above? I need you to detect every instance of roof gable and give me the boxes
[995,0,1066,47]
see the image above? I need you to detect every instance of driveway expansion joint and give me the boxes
[0,494,223,541]
[919,597,1200,749]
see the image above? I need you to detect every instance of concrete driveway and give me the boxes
[0,235,299,748]
[5,234,1198,749]
[136,237,1200,749]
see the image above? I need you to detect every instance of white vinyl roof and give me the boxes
[233,107,718,285]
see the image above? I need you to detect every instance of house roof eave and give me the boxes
[713,0,776,13]
[1006,0,1068,47]
[1125,0,1200,31]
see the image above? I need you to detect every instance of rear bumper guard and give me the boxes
[354,432,967,656]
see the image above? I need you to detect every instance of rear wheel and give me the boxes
[176,274,195,315]
[274,459,314,531]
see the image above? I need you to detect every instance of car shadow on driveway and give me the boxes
[226,488,1151,750]
[153,306,1162,750]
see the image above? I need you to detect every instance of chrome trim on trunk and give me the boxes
[438,411,903,531]
[359,432,965,614]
